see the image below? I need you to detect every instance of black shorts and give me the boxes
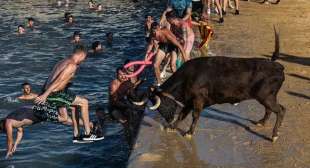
[158,43,177,54]
[192,0,203,14]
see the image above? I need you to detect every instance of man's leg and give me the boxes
[170,51,177,73]
[154,49,166,85]
[58,107,68,123]
[71,96,91,135]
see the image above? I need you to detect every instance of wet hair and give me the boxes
[145,14,153,19]
[123,59,131,65]
[150,22,159,31]
[166,11,177,21]
[73,31,81,37]
[73,44,87,54]
[116,66,124,74]
[18,25,24,29]
[64,12,71,19]
[106,32,113,37]
[92,41,101,50]
[0,119,6,134]
[22,82,30,87]
[28,17,34,22]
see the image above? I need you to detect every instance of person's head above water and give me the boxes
[72,31,81,43]
[17,25,25,34]
[91,41,102,52]
[88,0,95,9]
[64,12,71,20]
[21,82,32,95]
[67,15,74,23]
[97,4,103,11]
[71,44,87,64]
[145,14,153,23]
[106,32,113,44]
[27,17,34,28]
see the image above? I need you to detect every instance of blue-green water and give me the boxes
[0,0,164,167]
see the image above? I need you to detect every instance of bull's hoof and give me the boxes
[165,127,176,132]
[272,136,279,143]
[184,133,193,139]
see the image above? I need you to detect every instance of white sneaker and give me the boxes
[83,133,105,141]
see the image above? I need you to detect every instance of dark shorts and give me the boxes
[192,0,203,14]
[33,90,76,122]
[7,106,42,124]
[158,43,177,54]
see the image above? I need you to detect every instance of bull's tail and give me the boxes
[271,25,280,61]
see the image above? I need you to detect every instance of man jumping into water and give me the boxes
[34,45,103,141]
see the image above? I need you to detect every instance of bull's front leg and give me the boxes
[166,106,192,132]
[184,98,204,139]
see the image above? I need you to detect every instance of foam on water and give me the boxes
[0,0,164,167]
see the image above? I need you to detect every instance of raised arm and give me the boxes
[160,7,173,26]
[35,64,76,104]
[182,6,192,21]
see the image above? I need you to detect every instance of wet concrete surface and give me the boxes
[128,0,310,167]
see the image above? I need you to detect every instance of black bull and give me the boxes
[132,31,285,142]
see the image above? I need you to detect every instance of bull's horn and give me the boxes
[149,96,161,110]
[131,100,146,106]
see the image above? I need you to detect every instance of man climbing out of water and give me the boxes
[146,22,187,86]
[18,82,38,101]
[108,67,142,125]
[34,45,103,141]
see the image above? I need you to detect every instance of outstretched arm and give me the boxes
[35,64,76,104]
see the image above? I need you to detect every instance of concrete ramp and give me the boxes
[127,100,275,168]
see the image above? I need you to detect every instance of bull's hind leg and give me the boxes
[259,96,286,142]
[184,98,204,139]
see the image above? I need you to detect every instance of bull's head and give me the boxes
[129,87,180,124]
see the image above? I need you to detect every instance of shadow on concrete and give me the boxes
[200,108,272,141]
[286,91,310,100]
[287,73,310,82]
[263,53,310,66]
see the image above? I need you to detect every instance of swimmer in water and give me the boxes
[88,0,96,9]
[96,4,103,12]
[17,25,25,35]
[90,41,103,53]
[27,17,34,29]
[71,31,82,44]
[17,82,38,101]
[106,32,113,46]
[66,15,74,25]
[144,14,154,43]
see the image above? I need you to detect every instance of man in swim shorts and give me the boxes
[34,45,103,141]
[0,105,102,158]
[18,82,38,101]
[146,22,187,86]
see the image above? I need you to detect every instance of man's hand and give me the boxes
[34,94,48,104]
[12,144,18,153]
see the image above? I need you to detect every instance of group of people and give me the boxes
[1,0,278,159]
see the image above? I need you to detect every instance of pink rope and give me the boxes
[123,52,155,78]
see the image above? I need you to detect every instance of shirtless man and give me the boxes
[18,82,38,101]
[108,67,141,124]
[34,45,103,141]
[146,22,187,86]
